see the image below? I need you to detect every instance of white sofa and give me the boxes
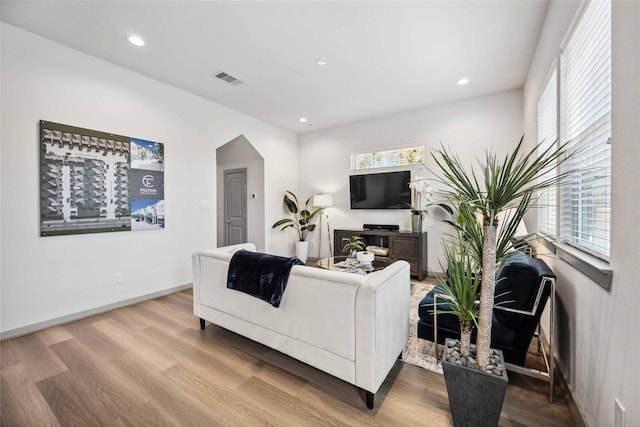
[192,243,411,408]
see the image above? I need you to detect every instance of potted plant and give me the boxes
[356,250,375,267]
[341,235,366,257]
[431,211,509,427]
[272,191,321,263]
[430,136,571,426]
[408,175,432,232]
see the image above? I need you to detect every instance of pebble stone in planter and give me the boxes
[442,338,508,427]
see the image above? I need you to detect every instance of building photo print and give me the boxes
[130,138,165,231]
[39,121,165,236]
[39,121,132,236]
[131,199,165,230]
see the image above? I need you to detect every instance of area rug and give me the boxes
[401,281,443,374]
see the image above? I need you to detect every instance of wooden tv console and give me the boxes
[334,228,428,280]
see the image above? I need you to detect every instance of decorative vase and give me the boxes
[411,214,423,233]
[356,251,374,266]
[442,339,508,427]
[295,241,309,264]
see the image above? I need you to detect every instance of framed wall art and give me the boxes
[39,120,165,236]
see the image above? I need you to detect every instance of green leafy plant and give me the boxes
[341,236,366,255]
[272,191,321,242]
[431,136,571,368]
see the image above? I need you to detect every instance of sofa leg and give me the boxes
[199,318,205,330]
[365,391,374,409]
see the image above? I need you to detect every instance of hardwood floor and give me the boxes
[1,289,577,426]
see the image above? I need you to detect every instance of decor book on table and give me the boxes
[40,120,165,236]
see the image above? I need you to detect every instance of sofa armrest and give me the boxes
[354,260,411,393]
[493,275,554,316]
[192,243,257,316]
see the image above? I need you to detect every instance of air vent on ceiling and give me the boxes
[212,71,243,86]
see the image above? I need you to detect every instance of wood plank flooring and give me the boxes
[1,289,577,426]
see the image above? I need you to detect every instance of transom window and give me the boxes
[350,145,425,171]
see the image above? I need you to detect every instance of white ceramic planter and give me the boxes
[295,241,309,264]
[356,251,375,265]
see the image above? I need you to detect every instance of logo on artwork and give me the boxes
[142,175,154,188]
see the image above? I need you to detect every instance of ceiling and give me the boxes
[0,1,549,133]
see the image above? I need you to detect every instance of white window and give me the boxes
[537,69,557,237]
[559,0,611,258]
[351,145,425,171]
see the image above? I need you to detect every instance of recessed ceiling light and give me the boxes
[299,117,308,123]
[316,59,327,66]
[127,35,145,46]
[457,78,469,85]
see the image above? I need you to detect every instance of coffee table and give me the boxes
[316,256,389,273]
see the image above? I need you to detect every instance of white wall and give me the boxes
[523,1,640,426]
[298,89,524,272]
[0,23,298,335]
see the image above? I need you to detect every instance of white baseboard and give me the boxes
[0,283,193,341]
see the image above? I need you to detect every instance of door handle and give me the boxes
[226,220,231,223]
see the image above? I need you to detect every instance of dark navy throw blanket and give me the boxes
[226,250,304,308]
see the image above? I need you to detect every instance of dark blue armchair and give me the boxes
[417,250,555,367]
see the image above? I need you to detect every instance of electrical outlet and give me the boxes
[113,273,122,285]
[615,399,625,427]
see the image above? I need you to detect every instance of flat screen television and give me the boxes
[350,170,411,209]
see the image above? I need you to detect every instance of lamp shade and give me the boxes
[514,219,528,238]
[497,209,529,238]
[312,194,333,208]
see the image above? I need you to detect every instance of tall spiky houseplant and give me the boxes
[431,136,569,368]
[434,232,482,357]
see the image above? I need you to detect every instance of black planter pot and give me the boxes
[442,339,509,427]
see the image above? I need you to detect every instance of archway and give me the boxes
[216,135,265,251]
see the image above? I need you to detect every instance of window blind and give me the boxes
[537,69,557,237]
[559,0,611,258]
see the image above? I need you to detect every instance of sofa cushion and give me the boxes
[494,251,539,312]
[418,285,461,332]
